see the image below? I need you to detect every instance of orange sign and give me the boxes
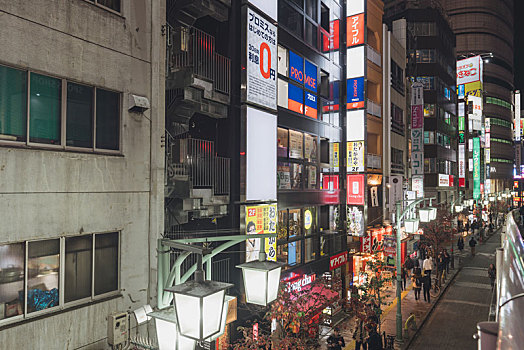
[347,13,365,47]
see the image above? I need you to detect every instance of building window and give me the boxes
[0,65,27,142]
[90,0,121,13]
[29,73,61,145]
[279,1,303,38]
[0,232,119,324]
[391,103,404,135]
[65,235,93,303]
[0,64,121,152]
[27,239,60,313]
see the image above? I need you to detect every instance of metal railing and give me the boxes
[367,99,382,118]
[367,153,382,169]
[166,24,231,95]
[367,44,382,67]
[165,131,230,195]
[211,258,231,283]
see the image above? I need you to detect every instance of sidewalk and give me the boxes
[328,227,501,350]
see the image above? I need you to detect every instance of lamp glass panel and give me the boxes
[429,207,437,220]
[483,200,488,205]
[455,205,462,212]
[243,268,268,305]
[174,293,200,339]
[178,336,196,349]
[202,290,225,338]
[497,197,502,201]
[419,209,431,223]
[267,267,282,303]
[155,319,177,350]
[207,298,230,341]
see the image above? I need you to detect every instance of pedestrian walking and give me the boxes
[458,236,465,252]
[352,319,368,350]
[327,327,345,350]
[412,273,422,301]
[488,264,496,289]
[466,221,470,234]
[422,273,431,303]
[401,266,407,291]
[436,252,445,285]
[443,249,451,274]
[365,324,383,350]
[469,236,477,256]
[405,255,414,277]
[423,256,433,279]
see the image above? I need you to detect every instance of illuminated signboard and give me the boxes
[288,83,303,114]
[458,84,465,99]
[323,19,340,52]
[473,137,481,199]
[304,91,317,119]
[346,77,365,109]
[304,60,317,92]
[289,50,304,84]
[347,174,365,205]
[457,56,482,85]
[347,13,364,47]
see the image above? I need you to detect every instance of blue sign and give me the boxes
[288,83,304,114]
[347,77,364,103]
[304,92,317,118]
[458,84,465,99]
[304,60,317,92]
[289,51,304,84]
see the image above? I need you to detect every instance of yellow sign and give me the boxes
[347,141,364,172]
[330,142,340,168]
[304,209,312,230]
[465,81,483,99]
[245,204,277,262]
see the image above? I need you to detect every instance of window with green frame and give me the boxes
[485,97,512,110]
[0,65,27,141]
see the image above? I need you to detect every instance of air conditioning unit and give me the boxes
[108,312,128,346]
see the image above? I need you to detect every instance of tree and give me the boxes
[420,204,456,257]
[233,275,341,349]
[345,251,393,334]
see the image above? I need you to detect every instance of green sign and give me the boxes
[458,116,465,131]
[458,131,465,144]
[473,137,481,199]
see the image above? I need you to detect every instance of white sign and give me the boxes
[439,174,450,187]
[411,83,424,105]
[468,95,482,122]
[346,46,365,78]
[412,152,424,175]
[347,141,364,172]
[389,175,403,212]
[469,158,473,172]
[347,0,365,16]
[516,91,521,141]
[246,8,277,110]
[347,110,365,141]
[458,102,465,117]
[248,0,277,22]
[459,144,465,178]
[457,56,482,85]
[411,176,424,199]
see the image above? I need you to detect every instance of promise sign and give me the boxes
[246,8,277,110]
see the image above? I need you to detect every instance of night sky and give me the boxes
[515,1,524,90]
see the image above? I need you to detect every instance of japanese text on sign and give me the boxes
[245,204,277,262]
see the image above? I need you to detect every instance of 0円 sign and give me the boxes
[245,204,277,262]
[246,8,277,110]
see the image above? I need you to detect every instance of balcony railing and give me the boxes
[367,44,382,67]
[165,131,230,196]
[166,24,231,95]
[367,99,382,118]
[367,153,382,169]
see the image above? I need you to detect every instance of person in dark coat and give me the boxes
[457,236,465,251]
[422,274,431,303]
[469,236,477,256]
[443,249,451,274]
[327,328,345,350]
[365,324,383,350]
[488,264,496,288]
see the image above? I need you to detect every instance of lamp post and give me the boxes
[450,195,464,269]
[395,197,435,343]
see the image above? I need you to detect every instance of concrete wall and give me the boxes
[0,0,164,348]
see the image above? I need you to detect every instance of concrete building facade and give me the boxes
[0,1,165,348]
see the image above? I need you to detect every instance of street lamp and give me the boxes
[455,204,463,212]
[149,307,196,350]
[166,254,233,342]
[483,200,489,205]
[497,196,502,201]
[418,208,432,223]
[404,217,420,233]
[237,260,283,306]
[489,196,495,202]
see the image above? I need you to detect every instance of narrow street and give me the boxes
[408,232,499,349]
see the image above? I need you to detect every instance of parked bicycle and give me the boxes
[429,276,441,298]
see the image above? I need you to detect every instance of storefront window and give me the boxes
[303,207,317,235]
[27,239,60,313]
[288,240,302,266]
[278,209,289,240]
[289,209,302,237]
[307,165,318,189]
[277,244,288,266]
[278,162,291,189]
[289,130,304,159]
[305,133,317,161]
[291,163,303,189]
[0,243,25,319]
[304,237,317,263]
[278,128,289,158]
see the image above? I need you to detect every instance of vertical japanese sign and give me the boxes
[389,175,403,212]
[459,144,466,187]
[347,174,365,205]
[473,137,481,200]
[329,142,340,170]
[246,8,277,110]
[516,91,521,177]
[347,141,365,172]
[347,13,365,48]
[245,204,277,262]
[411,83,424,180]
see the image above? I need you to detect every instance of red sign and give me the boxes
[361,236,371,253]
[330,252,348,270]
[347,13,365,47]
[347,174,365,205]
[283,273,316,292]
[514,181,519,188]
[322,175,340,204]
[450,175,454,187]
[411,105,423,129]
[459,178,465,187]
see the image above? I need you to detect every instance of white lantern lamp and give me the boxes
[404,218,420,234]
[483,200,489,205]
[489,196,495,202]
[148,307,196,350]
[167,267,233,342]
[237,260,284,306]
[497,196,502,201]
[418,208,432,223]
[429,207,438,221]
[455,204,463,213]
